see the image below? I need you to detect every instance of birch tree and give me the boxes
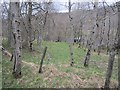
[20,2,29,48]
[12,2,22,78]
[104,1,120,88]
[106,10,111,55]
[84,0,98,67]
[28,1,33,51]
[116,1,120,89]
[8,2,13,47]
[97,1,106,55]
[68,0,74,66]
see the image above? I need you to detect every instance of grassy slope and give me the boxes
[2,41,118,88]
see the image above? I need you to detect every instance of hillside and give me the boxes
[2,41,118,88]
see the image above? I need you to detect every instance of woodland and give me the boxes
[1,0,120,89]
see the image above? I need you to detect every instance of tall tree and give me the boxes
[104,48,116,88]
[68,0,74,66]
[12,2,22,78]
[84,0,98,67]
[104,1,120,88]
[8,2,13,47]
[116,1,120,89]
[106,11,111,55]
[28,1,33,51]
[20,2,29,48]
[78,19,83,48]
[97,1,106,55]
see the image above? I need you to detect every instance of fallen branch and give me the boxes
[1,46,12,57]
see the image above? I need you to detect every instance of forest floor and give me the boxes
[2,40,118,88]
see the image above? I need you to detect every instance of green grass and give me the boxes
[2,40,118,88]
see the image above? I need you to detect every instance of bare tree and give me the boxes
[104,1,120,89]
[106,11,111,55]
[20,2,29,48]
[27,1,33,51]
[68,0,74,66]
[12,2,22,78]
[116,1,120,89]
[104,47,116,88]
[84,0,98,67]
[97,1,106,55]
[105,2,116,55]
[8,2,13,47]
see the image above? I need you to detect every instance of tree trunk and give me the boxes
[28,2,33,51]
[104,2,120,88]
[84,1,98,67]
[118,49,120,89]
[39,46,47,73]
[19,2,29,48]
[78,21,83,48]
[20,14,29,48]
[106,13,111,55]
[69,44,74,66]
[98,2,106,55]
[8,2,13,47]
[68,0,74,66]
[12,2,22,78]
[116,1,120,89]
[37,29,42,53]
[84,45,92,67]
[104,48,115,88]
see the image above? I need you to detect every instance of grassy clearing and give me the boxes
[2,40,118,88]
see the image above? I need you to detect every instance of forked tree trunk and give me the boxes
[12,2,22,78]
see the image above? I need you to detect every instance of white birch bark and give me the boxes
[12,2,22,78]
